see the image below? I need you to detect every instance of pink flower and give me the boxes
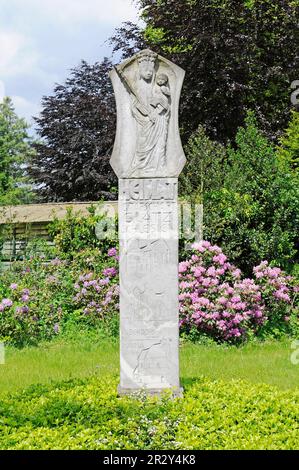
[255,271,264,279]
[268,267,281,278]
[254,261,268,272]
[231,295,241,303]
[197,297,210,307]
[202,241,211,248]
[209,245,222,254]
[1,298,13,308]
[232,269,241,279]
[191,242,205,252]
[233,302,246,311]
[102,267,117,277]
[108,247,117,257]
[207,266,216,277]
[254,310,263,318]
[179,262,189,273]
[216,268,225,276]
[213,253,227,265]
[217,320,227,330]
[273,290,290,302]
[193,266,206,277]
[232,314,243,325]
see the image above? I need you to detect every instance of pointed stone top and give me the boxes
[110,50,186,179]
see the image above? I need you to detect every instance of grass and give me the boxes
[180,338,299,390]
[0,332,298,395]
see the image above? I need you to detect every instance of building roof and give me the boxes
[0,201,118,225]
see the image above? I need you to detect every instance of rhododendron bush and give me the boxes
[179,241,298,342]
[0,247,119,345]
[0,242,298,346]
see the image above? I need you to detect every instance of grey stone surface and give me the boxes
[110,49,186,179]
[119,178,180,392]
[109,50,186,396]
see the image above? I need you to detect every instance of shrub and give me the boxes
[0,375,298,450]
[182,113,299,275]
[179,241,298,343]
[277,110,299,174]
[48,207,117,260]
[1,241,298,346]
[0,246,119,346]
[0,256,74,345]
[72,248,119,335]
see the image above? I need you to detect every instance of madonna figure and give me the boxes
[125,50,171,175]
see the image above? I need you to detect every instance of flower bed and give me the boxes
[179,241,298,342]
[0,242,298,345]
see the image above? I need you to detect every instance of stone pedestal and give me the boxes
[109,49,186,397]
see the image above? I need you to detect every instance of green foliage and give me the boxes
[0,375,298,449]
[1,335,299,395]
[277,110,299,173]
[179,125,226,202]
[182,112,299,274]
[0,97,35,205]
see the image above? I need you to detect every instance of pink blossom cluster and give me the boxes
[179,241,297,342]
[73,265,119,317]
[0,287,32,316]
[253,261,292,302]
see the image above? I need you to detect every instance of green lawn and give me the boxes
[0,333,298,395]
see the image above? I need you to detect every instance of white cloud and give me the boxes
[11,95,40,124]
[0,0,139,131]
[0,31,39,78]
[4,0,139,26]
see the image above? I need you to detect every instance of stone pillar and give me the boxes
[109,49,186,396]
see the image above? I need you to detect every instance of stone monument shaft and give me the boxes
[110,50,186,395]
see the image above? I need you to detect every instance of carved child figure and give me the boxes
[156,73,171,99]
[151,73,171,115]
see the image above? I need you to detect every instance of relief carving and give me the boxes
[110,49,186,178]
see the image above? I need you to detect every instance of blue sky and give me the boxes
[0,0,139,130]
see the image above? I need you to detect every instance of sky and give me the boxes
[0,0,139,131]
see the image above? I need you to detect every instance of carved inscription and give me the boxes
[120,179,178,241]
[118,177,180,390]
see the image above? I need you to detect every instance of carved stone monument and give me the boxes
[110,49,186,396]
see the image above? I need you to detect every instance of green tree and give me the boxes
[0,97,35,205]
[184,112,299,274]
[209,112,299,273]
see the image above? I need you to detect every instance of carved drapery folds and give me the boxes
[110,49,186,178]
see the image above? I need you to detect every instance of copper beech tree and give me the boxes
[31,59,117,202]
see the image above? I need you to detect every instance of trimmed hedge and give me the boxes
[0,376,298,450]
